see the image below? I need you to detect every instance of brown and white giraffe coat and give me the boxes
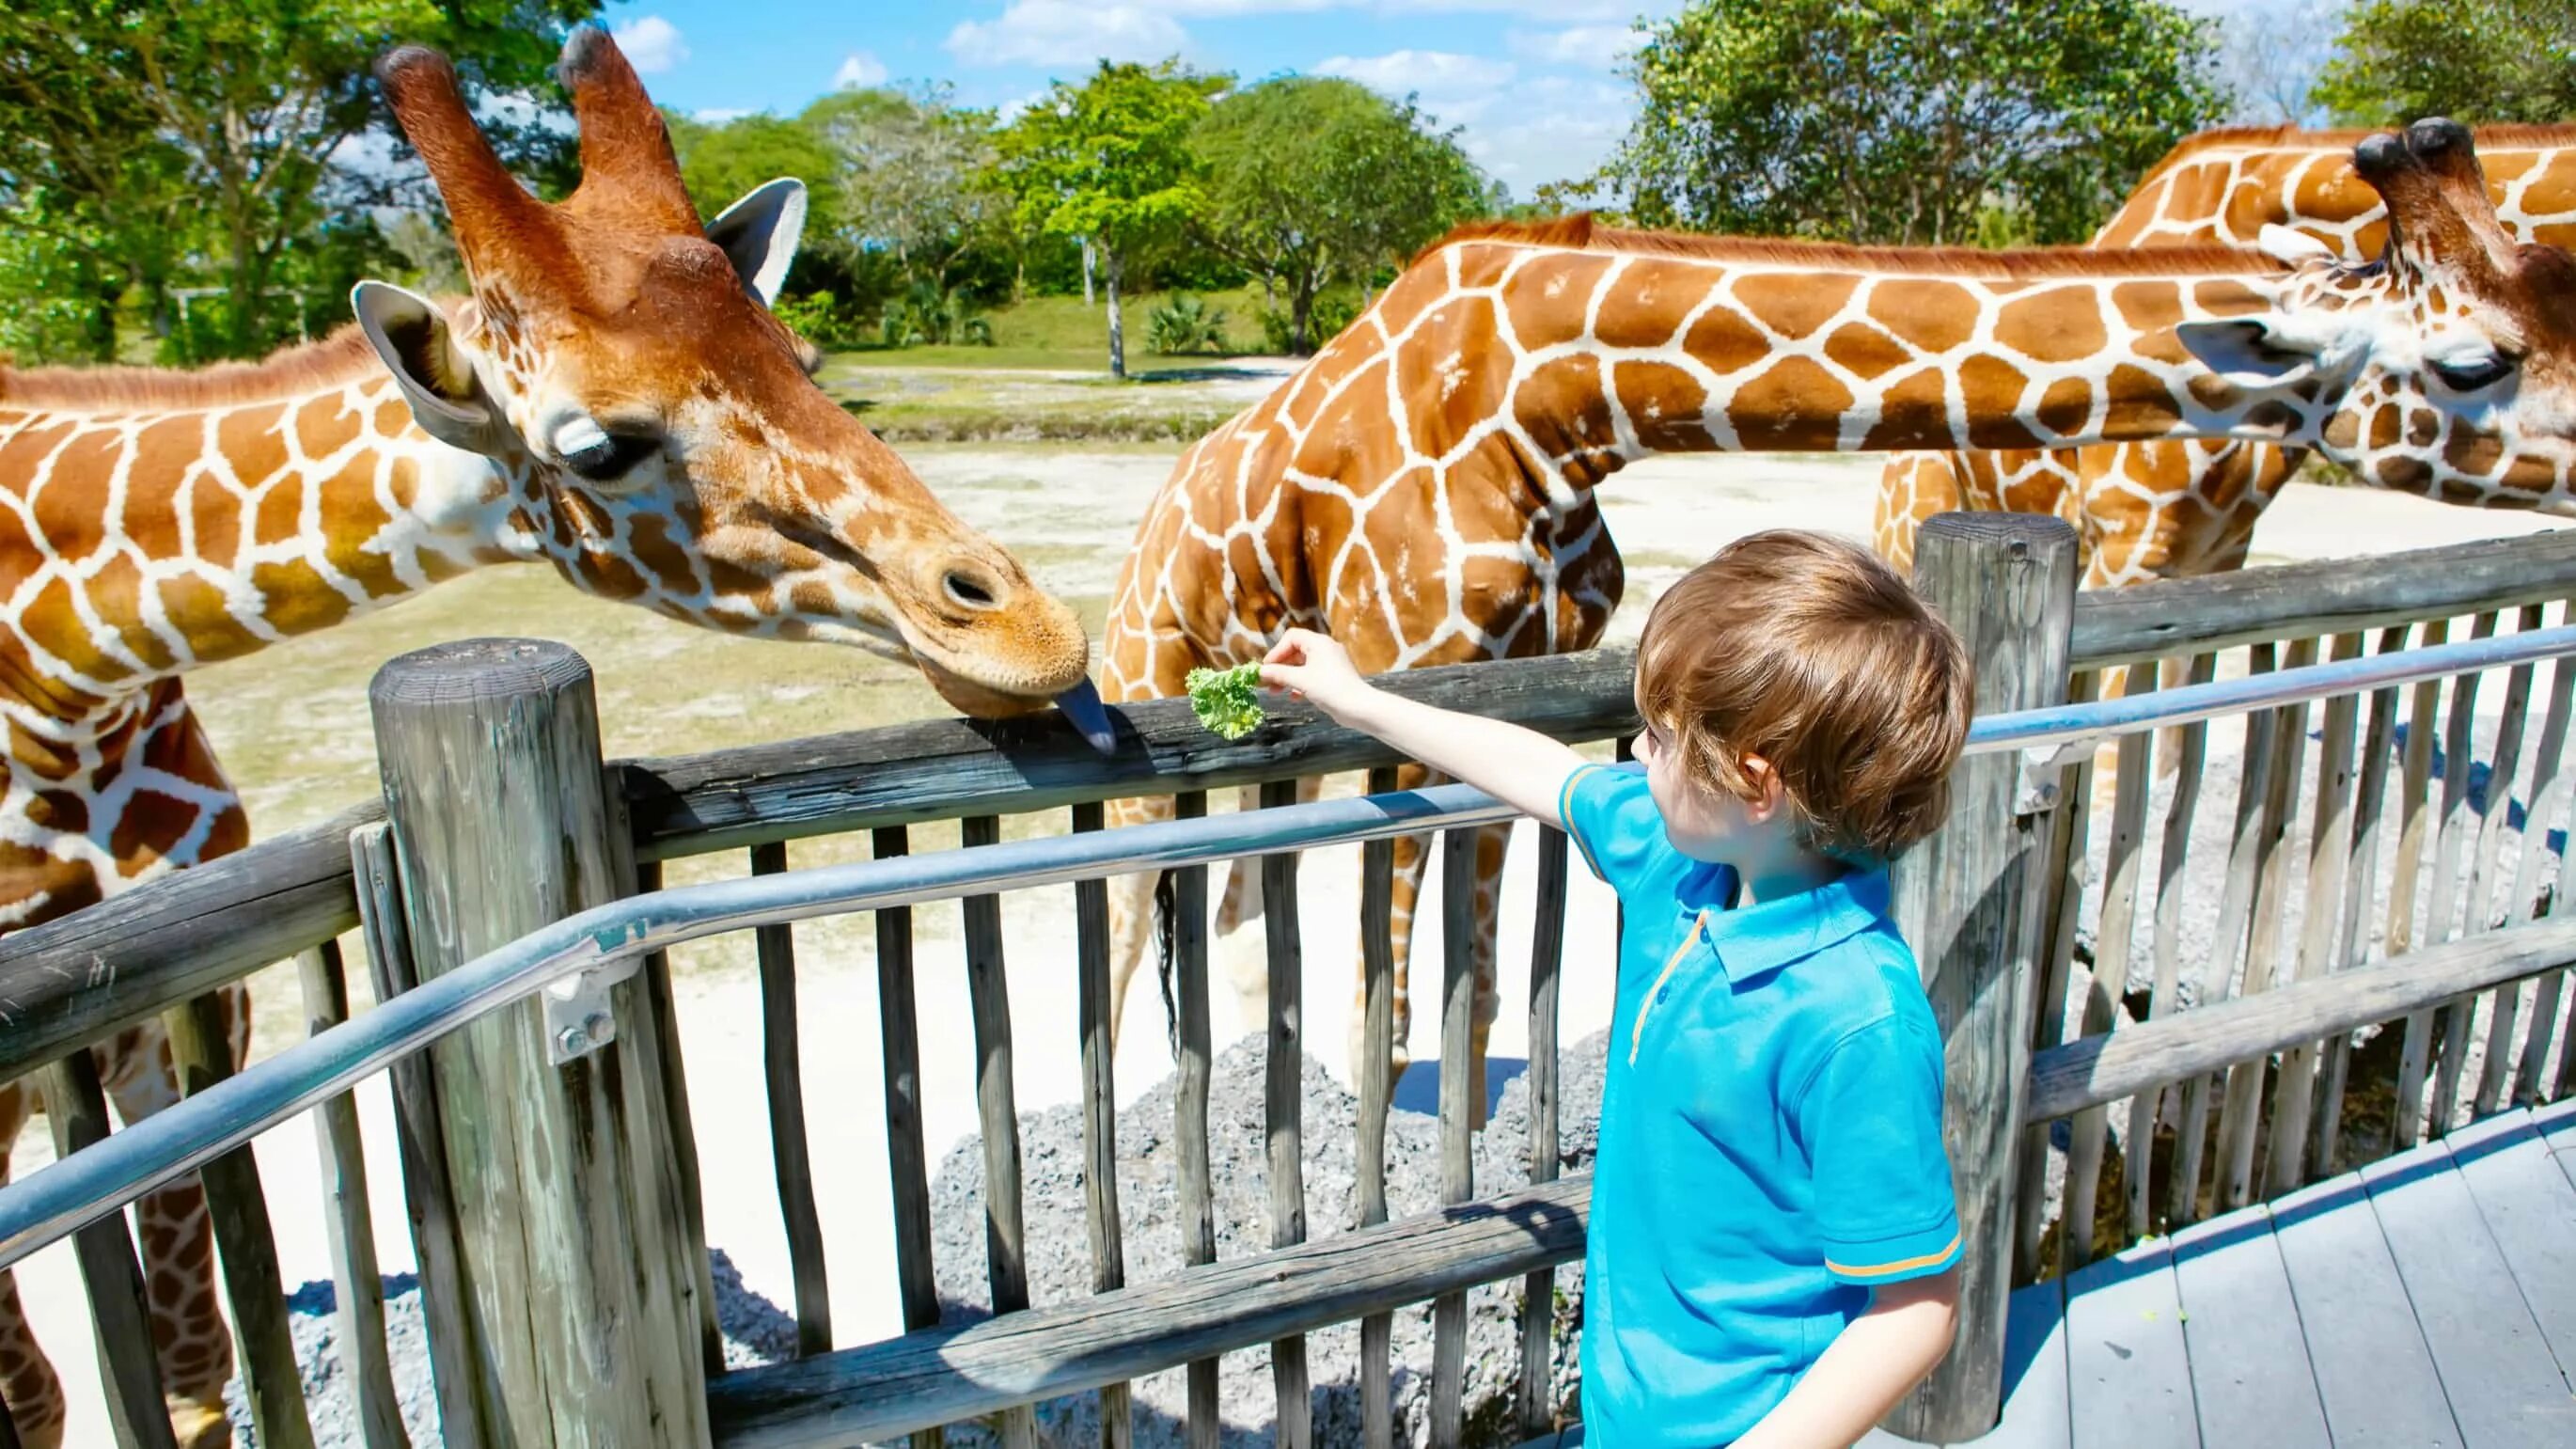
[0,27,1104,1448]
[1102,121,2576,1112]
[1877,121,2576,587]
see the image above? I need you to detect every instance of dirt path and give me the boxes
[9,444,2563,1443]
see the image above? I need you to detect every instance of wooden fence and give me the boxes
[7,521,2576,1448]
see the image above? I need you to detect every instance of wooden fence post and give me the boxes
[1887,513,2079,1442]
[369,638,709,1448]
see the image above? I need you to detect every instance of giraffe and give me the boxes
[0,27,1105,1448]
[1875,121,2576,588]
[1096,119,2576,1116]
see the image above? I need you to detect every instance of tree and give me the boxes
[992,59,1227,378]
[2313,0,2576,125]
[1193,75,1495,353]
[1602,0,2227,246]
[666,109,844,228]
[0,0,599,362]
[2213,0,2342,126]
[807,85,1007,293]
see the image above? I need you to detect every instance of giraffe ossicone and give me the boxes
[1100,118,2576,1120]
[0,24,1098,1448]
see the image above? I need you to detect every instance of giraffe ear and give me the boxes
[2256,224,2336,266]
[351,281,512,454]
[706,178,808,308]
[2174,314,2368,393]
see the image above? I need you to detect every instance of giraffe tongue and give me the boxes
[1055,678,1120,755]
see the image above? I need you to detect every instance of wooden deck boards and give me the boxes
[1535,1109,2576,1449]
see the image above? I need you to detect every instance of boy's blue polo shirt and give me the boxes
[1558,762,1960,1447]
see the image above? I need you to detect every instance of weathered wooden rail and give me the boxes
[6,522,2576,1448]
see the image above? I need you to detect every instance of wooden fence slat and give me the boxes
[2146,654,2218,1234]
[349,824,482,1449]
[1163,792,1220,1449]
[749,843,832,1359]
[2379,619,2452,1153]
[2185,644,2280,1225]
[2418,612,2500,1140]
[2026,918,2576,1122]
[2510,615,2576,1106]
[299,941,411,1449]
[1430,827,1477,1449]
[955,814,1037,1449]
[2316,626,2412,1173]
[2219,638,2316,1213]
[2266,632,2365,1195]
[614,847,725,1381]
[706,1175,1594,1449]
[2471,607,2547,1119]
[1355,769,1397,1449]
[1071,804,1134,1449]
[870,827,944,1449]
[163,990,318,1449]
[1518,826,1569,1439]
[1258,779,1312,1449]
[2021,670,2097,1279]
[2070,672,2148,1274]
[39,1049,177,1449]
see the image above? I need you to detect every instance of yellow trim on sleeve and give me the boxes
[1825,1234,1963,1281]
[1558,764,1609,880]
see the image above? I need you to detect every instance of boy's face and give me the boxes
[1633,717,1764,865]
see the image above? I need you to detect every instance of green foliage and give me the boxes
[0,0,601,363]
[1604,0,2227,244]
[1147,292,1232,354]
[1185,662,1266,741]
[2314,0,2576,125]
[879,281,994,347]
[1191,74,1497,353]
[769,291,865,347]
[991,59,1227,375]
[667,109,844,228]
[808,84,1008,292]
[1259,291,1360,354]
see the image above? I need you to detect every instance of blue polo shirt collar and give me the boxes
[1699,865,1892,983]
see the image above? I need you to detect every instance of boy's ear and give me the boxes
[1737,752,1786,821]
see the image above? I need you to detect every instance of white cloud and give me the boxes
[946,1,1192,68]
[1457,74,1632,198]
[1314,49,1516,96]
[612,16,690,74]
[694,107,755,123]
[1506,24,1637,71]
[834,51,890,88]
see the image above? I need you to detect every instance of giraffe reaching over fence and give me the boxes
[0,27,1103,1448]
[1099,119,2576,1116]
[1875,122,2576,587]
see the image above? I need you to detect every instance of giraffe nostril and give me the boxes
[943,570,999,611]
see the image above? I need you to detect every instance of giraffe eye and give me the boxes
[2428,354,2515,393]
[560,432,660,482]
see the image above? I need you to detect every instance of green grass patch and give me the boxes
[833,284,1274,374]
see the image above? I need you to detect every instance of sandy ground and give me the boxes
[8,433,2567,1444]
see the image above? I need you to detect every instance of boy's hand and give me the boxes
[1261,628,1374,722]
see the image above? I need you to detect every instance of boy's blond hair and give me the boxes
[1634,531,1973,860]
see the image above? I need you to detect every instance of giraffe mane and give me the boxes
[2131,121,2576,185]
[0,324,386,413]
[1424,214,2297,278]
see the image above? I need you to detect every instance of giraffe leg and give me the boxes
[98,1008,239,1449]
[1361,761,1445,1092]
[0,1083,68,1449]
[1464,819,1513,1131]
[1104,794,1181,1048]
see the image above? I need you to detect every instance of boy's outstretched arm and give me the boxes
[1261,629,1589,822]
[1735,1270,1960,1449]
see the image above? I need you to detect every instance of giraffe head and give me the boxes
[2178,119,2576,507]
[349,27,1112,744]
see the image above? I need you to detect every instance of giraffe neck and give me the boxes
[0,358,535,724]
[1374,236,2339,494]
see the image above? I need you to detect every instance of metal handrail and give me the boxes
[4,621,2573,1269]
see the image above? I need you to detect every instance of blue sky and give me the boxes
[601,0,2289,201]
[603,0,1684,198]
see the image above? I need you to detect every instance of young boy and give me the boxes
[1261,530,1973,1448]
